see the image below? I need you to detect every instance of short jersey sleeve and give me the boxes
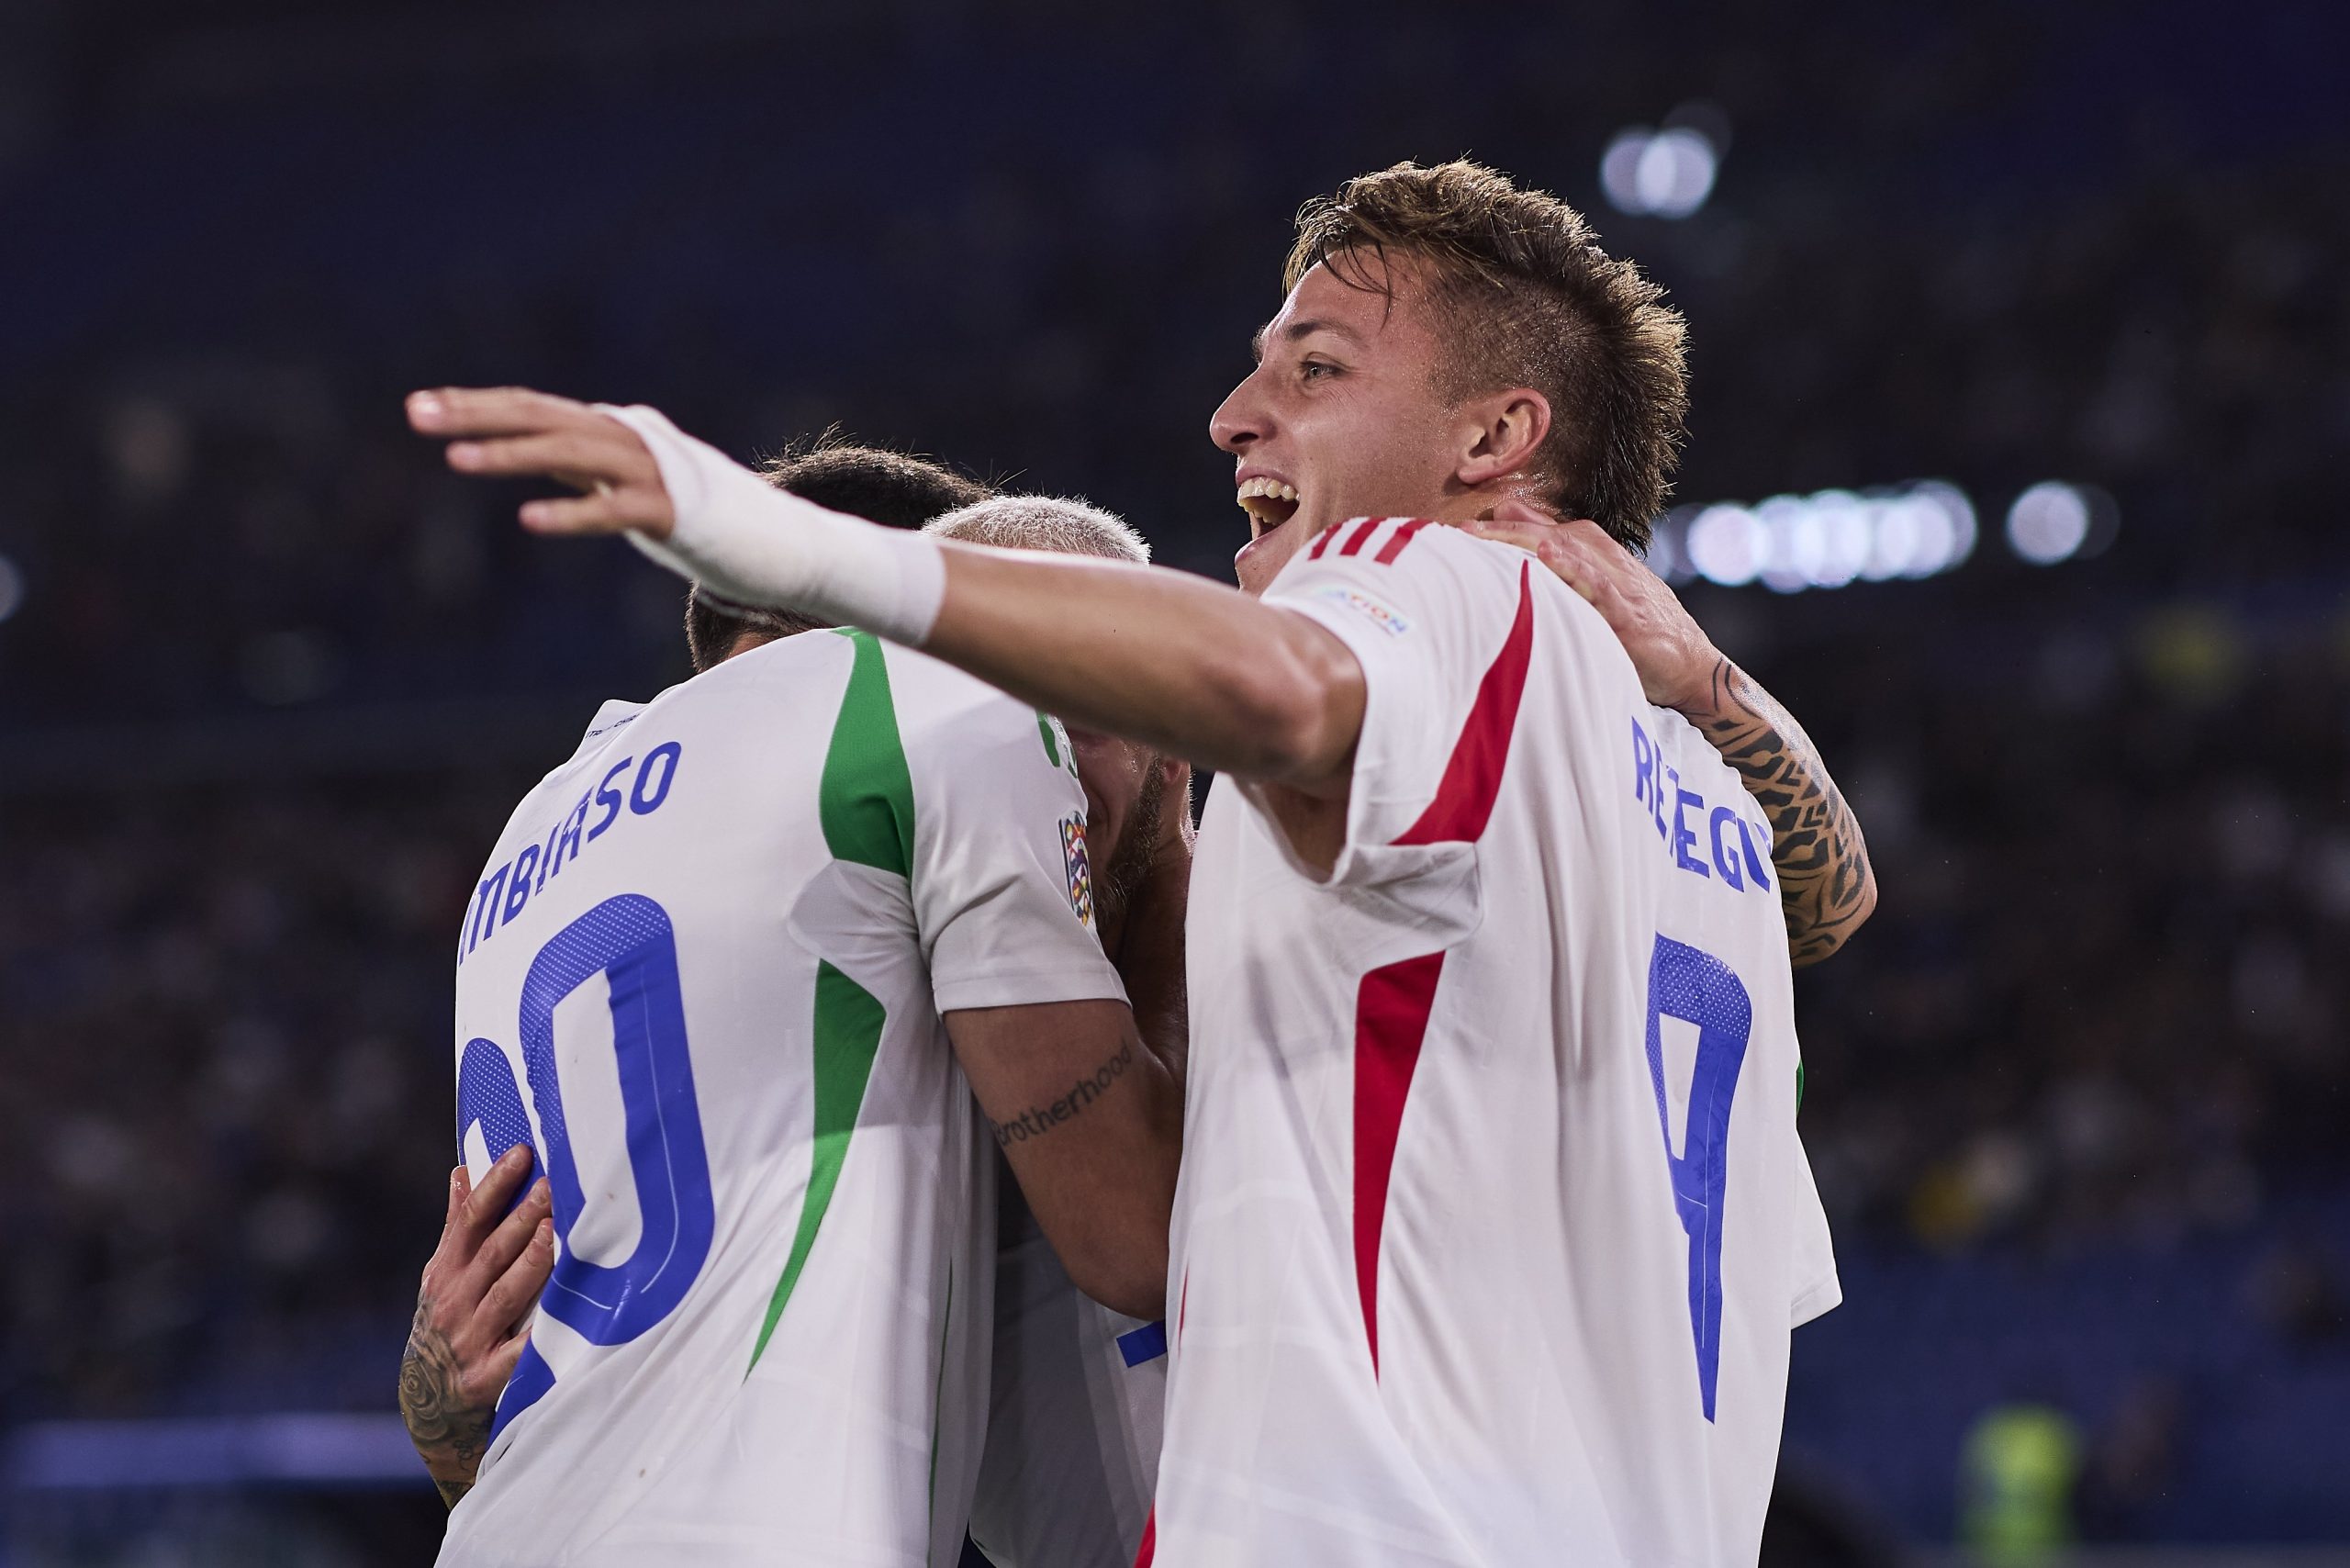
[901,666,1128,1015]
[1788,1136,1842,1328]
[1249,519,1539,892]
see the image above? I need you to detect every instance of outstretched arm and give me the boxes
[1465,510,1876,965]
[404,388,1368,794]
[923,543,1363,792]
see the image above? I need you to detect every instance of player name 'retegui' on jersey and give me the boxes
[1158,517,1839,1567]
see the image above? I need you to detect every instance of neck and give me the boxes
[1314,482,1538,535]
[1447,476,1550,525]
[721,629,783,665]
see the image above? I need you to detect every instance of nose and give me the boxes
[1210,366,1270,456]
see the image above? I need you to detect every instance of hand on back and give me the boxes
[1455,501,1722,715]
[401,1145,555,1505]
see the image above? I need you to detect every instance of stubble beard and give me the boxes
[1094,757,1167,935]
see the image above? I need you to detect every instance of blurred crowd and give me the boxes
[2,0,2346,1540]
[1784,586,2350,1260]
[5,6,2347,723]
[0,779,513,1418]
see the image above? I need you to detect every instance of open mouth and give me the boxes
[1237,476,1301,536]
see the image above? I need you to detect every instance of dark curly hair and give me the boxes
[685,434,992,671]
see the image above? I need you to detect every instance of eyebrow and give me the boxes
[1249,318,1365,364]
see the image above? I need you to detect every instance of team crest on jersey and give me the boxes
[1058,813,1095,929]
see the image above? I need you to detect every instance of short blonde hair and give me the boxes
[1287,159,1688,548]
[924,496,1150,565]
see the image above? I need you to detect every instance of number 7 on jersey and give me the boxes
[1644,935,1753,1422]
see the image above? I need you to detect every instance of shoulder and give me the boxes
[1272,519,1538,638]
[1281,518,1540,601]
[1287,516,1508,575]
[688,631,1024,755]
[876,642,1052,753]
[868,645,1082,816]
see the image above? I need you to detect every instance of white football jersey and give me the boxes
[1150,519,1839,1567]
[968,1180,1165,1568]
[438,631,1125,1568]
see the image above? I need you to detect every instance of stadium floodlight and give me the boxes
[2007,481,2092,565]
[1686,504,1767,586]
[1600,126,1720,219]
[1754,495,1815,594]
[1863,494,1930,580]
[1812,491,1875,588]
[1652,480,1983,592]
[1907,481,1977,577]
[0,554,21,624]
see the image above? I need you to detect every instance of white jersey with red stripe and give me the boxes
[1149,517,1839,1567]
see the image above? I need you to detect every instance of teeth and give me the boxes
[1236,477,1300,504]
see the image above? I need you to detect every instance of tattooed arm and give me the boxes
[1463,509,1877,966]
[1674,657,1877,964]
[401,1147,554,1507]
[946,999,1181,1318]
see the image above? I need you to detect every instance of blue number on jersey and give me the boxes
[1644,935,1753,1422]
[519,894,717,1346]
[458,1036,536,1193]
[453,893,718,1437]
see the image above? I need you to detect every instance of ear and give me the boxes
[1453,388,1552,489]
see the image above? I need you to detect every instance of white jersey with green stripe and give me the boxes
[437,630,1125,1568]
[968,1182,1165,1568]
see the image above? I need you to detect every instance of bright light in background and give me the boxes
[1655,482,1977,591]
[1685,504,1765,586]
[0,555,22,624]
[2005,480,2117,566]
[1602,127,1719,219]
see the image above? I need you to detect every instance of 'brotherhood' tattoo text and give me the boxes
[400,1299,492,1509]
[1695,659,1876,967]
[990,1038,1136,1147]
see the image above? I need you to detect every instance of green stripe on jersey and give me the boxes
[746,630,910,1373]
[820,631,915,876]
[749,961,886,1371]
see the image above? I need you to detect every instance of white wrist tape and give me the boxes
[596,403,947,646]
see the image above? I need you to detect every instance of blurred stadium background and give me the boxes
[2,1,2346,1562]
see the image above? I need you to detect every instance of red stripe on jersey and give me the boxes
[1393,562,1537,846]
[1351,562,1539,1375]
[1351,947,1448,1372]
[1333,516,1385,557]
[1306,521,1345,560]
[1372,517,1434,565]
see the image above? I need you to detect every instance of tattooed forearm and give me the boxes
[1686,658,1877,967]
[400,1300,492,1509]
[990,1038,1137,1148]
